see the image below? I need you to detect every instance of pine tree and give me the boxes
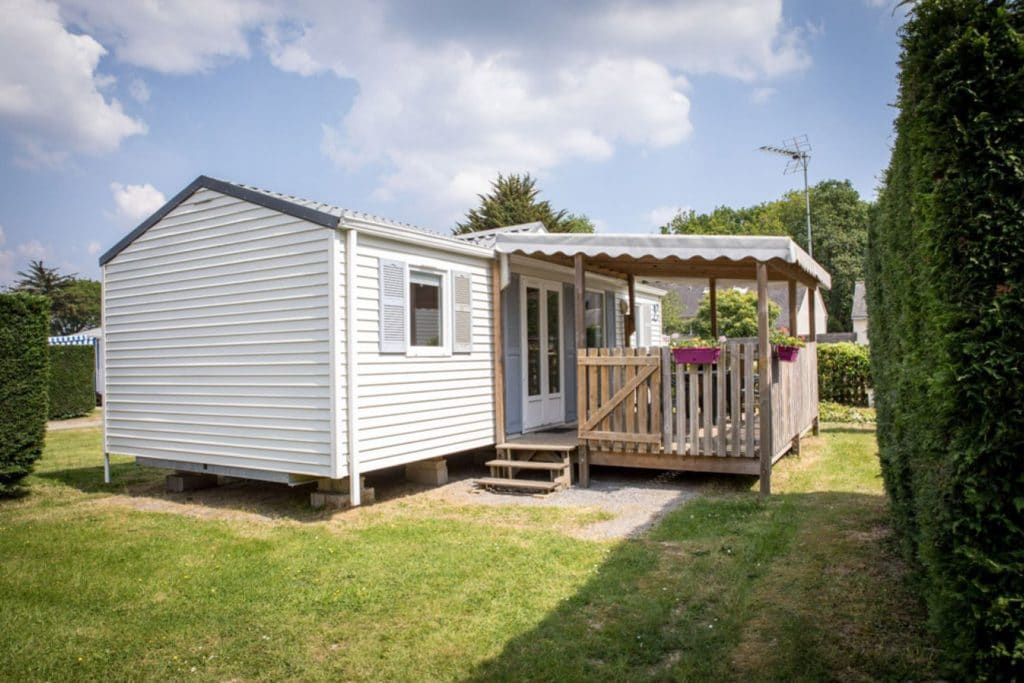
[455,174,592,234]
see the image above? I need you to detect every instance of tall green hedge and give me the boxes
[0,293,50,495]
[48,345,95,419]
[868,1,1024,677]
[817,343,871,406]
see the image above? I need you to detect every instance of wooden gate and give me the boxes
[577,348,663,453]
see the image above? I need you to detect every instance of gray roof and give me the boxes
[100,175,462,265]
[454,222,548,248]
[852,281,867,319]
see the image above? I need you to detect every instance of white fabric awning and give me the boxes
[493,233,831,289]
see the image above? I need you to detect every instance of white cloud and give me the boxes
[0,0,147,165]
[110,182,166,222]
[751,87,778,104]
[266,1,808,218]
[648,205,692,228]
[41,0,811,218]
[16,240,49,260]
[57,0,276,74]
[0,226,12,286]
[128,78,150,103]
[86,240,102,256]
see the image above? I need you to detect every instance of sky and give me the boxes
[0,0,906,285]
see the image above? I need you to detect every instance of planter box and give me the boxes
[672,347,721,364]
[776,345,801,362]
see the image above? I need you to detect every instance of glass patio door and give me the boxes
[521,278,564,431]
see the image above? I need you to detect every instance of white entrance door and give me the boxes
[521,278,564,431]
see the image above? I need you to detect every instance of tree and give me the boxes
[659,180,869,331]
[688,289,780,339]
[660,289,687,335]
[12,260,100,335]
[55,279,101,335]
[775,180,868,332]
[560,213,597,234]
[14,260,72,298]
[659,203,787,236]
[455,174,580,234]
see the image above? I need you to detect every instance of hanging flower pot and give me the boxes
[770,328,805,362]
[671,338,721,364]
[776,345,800,362]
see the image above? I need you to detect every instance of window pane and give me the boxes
[526,287,540,396]
[410,271,442,347]
[547,290,560,393]
[584,291,604,348]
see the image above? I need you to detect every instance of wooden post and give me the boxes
[808,284,818,342]
[808,284,819,435]
[491,259,505,444]
[626,274,636,347]
[788,279,798,336]
[709,278,718,339]
[575,257,589,488]
[574,255,586,351]
[757,262,773,496]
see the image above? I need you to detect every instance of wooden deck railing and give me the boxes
[769,341,818,458]
[578,343,818,465]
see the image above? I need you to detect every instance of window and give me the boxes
[409,270,442,347]
[584,291,604,347]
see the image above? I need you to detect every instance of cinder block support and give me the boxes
[166,472,219,493]
[405,458,449,486]
[311,477,375,509]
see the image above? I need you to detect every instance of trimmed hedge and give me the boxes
[0,293,50,495]
[868,1,1024,678]
[48,345,95,419]
[817,343,871,406]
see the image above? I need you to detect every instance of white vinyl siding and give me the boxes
[354,234,494,471]
[103,188,337,477]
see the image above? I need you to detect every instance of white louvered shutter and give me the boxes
[452,271,473,354]
[379,259,407,353]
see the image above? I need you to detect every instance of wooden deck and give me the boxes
[497,429,579,451]
[575,344,818,479]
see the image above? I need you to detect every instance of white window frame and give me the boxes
[406,264,452,357]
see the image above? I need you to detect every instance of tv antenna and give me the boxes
[759,135,813,258]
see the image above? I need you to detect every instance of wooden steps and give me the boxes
[474,477,560,492]
[484,459,566,471]
[474,434,579,494]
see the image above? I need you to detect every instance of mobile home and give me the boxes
[100,176,828,503]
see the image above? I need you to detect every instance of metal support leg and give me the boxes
[103,452,111,484]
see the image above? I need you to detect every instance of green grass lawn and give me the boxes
[0,426,938,681]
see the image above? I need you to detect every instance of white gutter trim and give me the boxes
[344,226,361,505]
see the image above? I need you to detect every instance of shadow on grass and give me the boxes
[34,461,326,522]
[464,489,935,682]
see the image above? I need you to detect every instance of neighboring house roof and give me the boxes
[99,175,475,266]
[653,283,707,318]
[453,222,548,248]
[852,280,867,319]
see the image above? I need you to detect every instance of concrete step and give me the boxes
[485,459,567,471]
[474,477,560,492]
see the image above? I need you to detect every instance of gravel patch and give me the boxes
[425,462,703,540]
